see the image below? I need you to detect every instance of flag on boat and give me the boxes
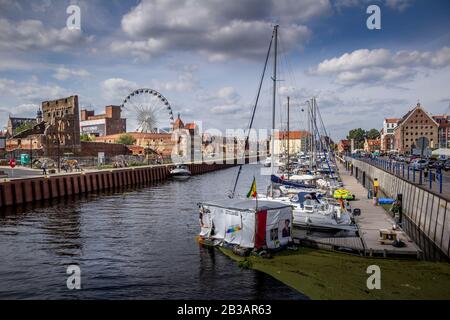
[247,177,257,198]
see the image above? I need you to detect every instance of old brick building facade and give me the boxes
[393,103,439,154]
[80,105,126,137]
[42,95,81,156]
[95,132,175,157]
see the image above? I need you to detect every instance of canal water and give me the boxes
[0,164,306,299]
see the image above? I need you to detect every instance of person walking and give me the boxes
[41,162,47,175]
[373,178,379,206]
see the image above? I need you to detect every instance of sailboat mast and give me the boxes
[308,99,312,172]
[312,98,316,170]
[270,25,278,195]
[287,96,290,179]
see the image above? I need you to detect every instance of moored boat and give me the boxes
[170,165,191,179]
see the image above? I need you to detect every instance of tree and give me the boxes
[117,133,136,145]
[80,133,94,142]
[347,128,366,149]
[366,128,381,140]
[13,121,34,136]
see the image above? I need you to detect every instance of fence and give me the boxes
[359,157,446,195]
[342,156,449,261]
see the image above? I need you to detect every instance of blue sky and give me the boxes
[0,0,449,139]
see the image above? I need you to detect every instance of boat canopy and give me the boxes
[432,148,450,157]
[271,175,316,189]
[290,192,321,205]
[199,199,291,212]
[199,199,293,249]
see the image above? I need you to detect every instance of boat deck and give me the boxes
[293,163,422,259]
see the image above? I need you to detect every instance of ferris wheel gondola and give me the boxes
[121,89,174,133]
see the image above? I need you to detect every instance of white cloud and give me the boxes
[101,78,138,102]
[311,47,450,85]
[113,0,316,61]
[333,0,415,11]
[0,78,68,102]
[199,86,241,104]
[0,18,93,52]
[152,67,199,93]
[385,0,415,11]
[53,66,90,81]
[210,104,243,115]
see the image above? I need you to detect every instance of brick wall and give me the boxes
[79,141,131,157]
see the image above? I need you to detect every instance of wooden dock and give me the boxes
[293,230,364,254]
[293,163,422,259]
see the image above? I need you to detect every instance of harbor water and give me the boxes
[0,164,306,299]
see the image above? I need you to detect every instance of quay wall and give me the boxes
[0,158,257,209]
[342,157,449,260]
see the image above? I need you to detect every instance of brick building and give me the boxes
[337,139,350,155]
[6,116,37,137]
[80,105,126,137]
[432,115,449,148]
[273,130,311,155]
[95,132,176,157]
[42,95,81,156]
[79,141,131,157]
[363,138,381,153]
[393,103,439,154]
[380,118,399,153]
[0,132,5,155]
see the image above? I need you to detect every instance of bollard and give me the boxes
[413,167,416,182]
[407,166,410,180]
[439,173,443,194]
[429,170,432,189]
[397,194,403,224]
[402,164,405,177]
[419,169,423,185]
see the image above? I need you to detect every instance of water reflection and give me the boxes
[0,165,306,299]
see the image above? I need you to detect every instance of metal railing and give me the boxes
[353,156,446,195]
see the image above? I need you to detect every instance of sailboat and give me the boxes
[198,25,355,245]
[197,26,294,251]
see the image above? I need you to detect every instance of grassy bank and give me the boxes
[220,247,450,300]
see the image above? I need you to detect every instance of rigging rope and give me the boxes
[230,30,274,198]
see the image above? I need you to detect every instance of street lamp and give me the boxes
[52,121,62,174]
[53,137,60,173]
[29,136,33,169]
[146,141,150,165]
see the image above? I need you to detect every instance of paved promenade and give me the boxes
[338,163,422,258]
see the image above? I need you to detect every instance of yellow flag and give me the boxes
[247,177,257,198]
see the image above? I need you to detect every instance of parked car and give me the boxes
[428,160,444,170]
[405,155,419,164]
[444,160,450,171]
[411,159,429,170]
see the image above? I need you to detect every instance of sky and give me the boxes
[0,0,449,140]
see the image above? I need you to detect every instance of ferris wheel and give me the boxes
[121,89,174,133]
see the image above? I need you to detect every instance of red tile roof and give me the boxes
[385,118,400,123]
[274,130,310,140]
[185,123,196,130]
